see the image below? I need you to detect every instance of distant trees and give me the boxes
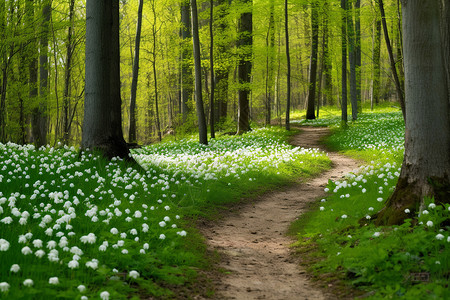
[375,0,450,225]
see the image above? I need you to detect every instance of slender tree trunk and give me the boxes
[322,0,332,107]
[265,0,275,126]
[150,0,161,142]
[82,0,129,159]
[355,0,362,113]
[375,0,450,225]
[371,13,381,109]
[236,0,252,135]
[209,0,215,138]
[341,0,348,125]
[180,0,193,121]
[348,0,358,120]
[191,0,208,144]
[128,0,144,144]
[306,0,318,120]
[379,0,406,121]
[285,0,291,130]
[215,0,230,124]
[63,0,75,144]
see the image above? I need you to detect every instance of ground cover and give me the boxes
[0,127,330,299]
[291,111,450,299]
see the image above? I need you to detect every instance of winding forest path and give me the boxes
[201,127,360,300]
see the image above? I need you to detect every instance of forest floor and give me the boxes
[199,127,360,300]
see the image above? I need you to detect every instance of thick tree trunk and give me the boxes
[82,0,129,159]
[374,0,450,226]
[191,0,208,144]
[128,0,144,144]
[341,0,348,124]
[285,0,291,130]
[236,0,252,135]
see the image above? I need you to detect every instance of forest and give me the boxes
[0,0,449,299]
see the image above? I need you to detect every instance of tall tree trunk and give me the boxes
[128,0,144,144]
[306,0,318,120]
[341,0,348,125]
[180,0,193,121]
[371,12,381,109]
[150,0,161,142]
[285,0,291,130]
[209,0,215,138]
[265,0,275,126]
[63,0,75,144]
[348,0,358,120]
[375,0,450,225]
[215,0,230,124]
[191,0,208,144]
[236,0,252,135]
[355,0,362,113]
[322,0,332,107]
[82,0,129,159]
[379,0,406,121]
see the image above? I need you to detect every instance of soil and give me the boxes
[199,127,360,300]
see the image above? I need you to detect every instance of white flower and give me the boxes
[23,279,34,287]
[373,232,381,237]
[21,246,32,255]
[68,260,79,269]
[86,259,98,270]
[49,277,59,285]
[70,246,83,256]
[32,239,43,248]
[35,250,45,258]
[435,261,441,265]
[436,234,445,240]
[80,233,97,244]
[133,211,142,218]
[377,198,383,202]
[319,206,325,211]
[78,285,86,292]
[159,221,166,227]
[422,210,429,215]
[426,221,434,227]
[341,214,347,219]
[404,209,410,214]
[0,239,10,251]
[428,203,436,209]
[47,240,57,249]
[164,216,170,222]
[110,228,119,235]
[100,291,110,300]
[121,249,128,254]
[128,270,139,279]
[177,230,187,237]
[1,217,13,224]
[99,244,107,251]
[159,234,166,240]
[368,207,374,211]
[81,297,88,300]
[361,188,366,193]
[0,282,10,292]
[10,264,20,273]
[143,243,149,250]
[164,206,170,211]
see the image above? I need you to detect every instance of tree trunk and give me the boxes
[371,14,381,109]
[306,0,318,120]
[209,0,215,139]
[236,0,252,135]
[191,0,208,144]
[355,0,362,113]
[348,1,358,121]
[82,0,130,159]
[322,0,332,107]
[62,0,75,144]
[128,0,144,144]
[341,0,348,125]
[150,0,161,142]
[379,0,406,121]
[215,0,230,124]
[285,0,291,130]
[374,0,450,226]
[265,0,275,126]
[180,0,193,121]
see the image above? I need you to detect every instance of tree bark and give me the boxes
[191,0,208,144]
[341,0,348,125]
[150,0,161,142]
[180,0,193,121]
[285,0,291,130]
[236,0,252,135]
[355,0,362,113]
[63,0,75,145]
[306,0,318,120]
[371,14,381,110]
[348,1,358,121]
[209,0,215,138]
[374,0,450,225]
[128,0,144,144]
[265,0,275,126]
[82,0,130,159]
[379,0,406,121]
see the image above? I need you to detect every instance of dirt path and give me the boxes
[201,127,360,300]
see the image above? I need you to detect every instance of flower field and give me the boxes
[0,127,330,299]
[292,111,450,299]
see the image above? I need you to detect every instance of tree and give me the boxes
[82,0,130,159]
[180,0,193,121]
[306,0,318,120]
[209,0,215,139]
[191,0,208,144]
[236,0,252,135]
[348,0,358,120]
[378,0,405,121]
[128,0,144,144]
[370,2,381,110]
[341,0,348,125]
[285,0,291,130]
[374,0,450,225]
[265,0,275,126]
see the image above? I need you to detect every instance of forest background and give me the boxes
[0,0,403,146]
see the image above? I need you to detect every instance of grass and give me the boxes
[290,109,450,299]
[0,126,330,299]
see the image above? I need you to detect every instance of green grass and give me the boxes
[290,110,450,299]
[0,126,330,299]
